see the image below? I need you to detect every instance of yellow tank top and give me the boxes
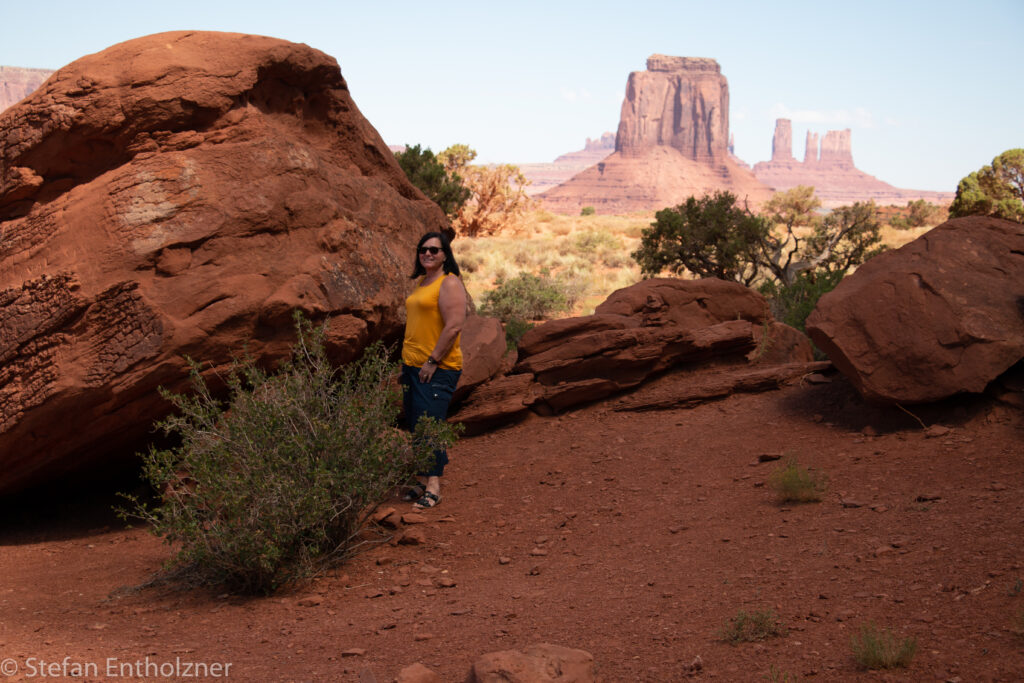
[402,274,463,370]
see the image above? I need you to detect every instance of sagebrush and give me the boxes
[121,316,457,594]
[479,271,571,323]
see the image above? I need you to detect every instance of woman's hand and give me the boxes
[418,362,437,383]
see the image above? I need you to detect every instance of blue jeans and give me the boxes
[400,364,460,477]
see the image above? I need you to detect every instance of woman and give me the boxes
[400,231,466,509]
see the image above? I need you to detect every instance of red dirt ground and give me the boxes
[1,374,1022,682]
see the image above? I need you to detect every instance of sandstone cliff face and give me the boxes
[0,31,448,495]
[0,66,54,112]
[616,55,728,161]
[753,119,953,208]
[539,55,771,214]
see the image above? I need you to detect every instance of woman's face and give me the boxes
[418,237,445,272]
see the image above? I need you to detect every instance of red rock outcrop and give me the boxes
[806,216,1024,403]
[753,119,953,208]
[538,56,772,214]
[452,278,819,430]
[0,31,449,495]
[0,66,53,112]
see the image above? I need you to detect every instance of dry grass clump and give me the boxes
[768,457,828,503]
[850,622,917,670]
[718,608,786,644]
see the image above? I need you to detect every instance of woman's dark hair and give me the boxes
[410,231,461,279]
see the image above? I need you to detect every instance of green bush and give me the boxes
[890,199,945,229]
[479,272,570,322]
[759,269,845,332]
[121,316,457,594]
[394,144,471,217]
[502,317,535,351]
[850,622,917,669]
[580,206,596,216]
[718,608,786,644]
[768,457,827,503]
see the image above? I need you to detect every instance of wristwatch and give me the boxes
[425,357,438,366]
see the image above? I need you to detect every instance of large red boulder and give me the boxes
[0,31,448,495]
[806,216,1024,403]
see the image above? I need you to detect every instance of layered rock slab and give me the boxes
[0,31,448,495]
[452,278,815,430]
[806,216,1024,403]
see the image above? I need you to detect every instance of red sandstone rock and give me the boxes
[749,322,815,365]
[594,277,769,328]
[539,56,772,214]
[806,216,1024,403]
[396,663,440,683]
[613,361,832,411]
[0,31,448,495]
[0,66,53,112]
[454,314,508,400]
[469,643,596,683]
[450,373,540,432]
[453,278,811,425]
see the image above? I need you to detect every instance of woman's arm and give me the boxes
[419,275,467,382]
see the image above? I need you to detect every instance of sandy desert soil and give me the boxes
[1,372,1022,682]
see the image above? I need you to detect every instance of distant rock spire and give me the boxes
[804,132,819,165]
[771,119,794,162]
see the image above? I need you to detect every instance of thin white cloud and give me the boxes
[768,103,882,128]
[560,87,593,103]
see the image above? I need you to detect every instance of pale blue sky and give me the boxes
[2,0,1021,192]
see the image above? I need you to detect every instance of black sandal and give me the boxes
[412,491,441,509]
[401,481,426,502]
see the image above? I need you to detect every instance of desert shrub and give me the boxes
[889,199,945,229]
[758,269,845,332]
[850,622,917,670]
[633,191,767,284]
[478,272,570,322]
[768,457,827,503]
[121,316,456,594]
[394,144,470,217]
[949,148,1024,223]
[718,608,786,644]
[502,317,535,351]
[580,206,596,216]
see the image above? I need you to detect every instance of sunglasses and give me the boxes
[418,246,442,255]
